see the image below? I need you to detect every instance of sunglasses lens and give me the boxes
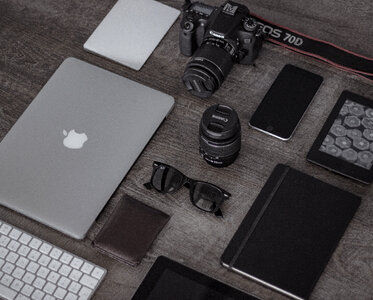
[192,182,223,212]
[151,165,185,193]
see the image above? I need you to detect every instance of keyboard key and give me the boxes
[59,264,72,277]
[16,256,29,268]
[33,277,46,290]
[31,289,45,300]
[68,281,81,294]
[1,274,14,286]
[26,261,39,274]
[0,247,9,258]
[80,274,98,289]
[0,224,12,235]
[0,284,17,299]
[65,292,78,300]
[50,248,62,260]
[29,238,42,250]
[36,266,50,279]
[19,233,32,245]
[12,267,25,279]
[43,295,55,300]
[39,243,52,255]
[47,271,60,284]
[70,257,83,269]
[69,269,82,281]
[81,262,94,275]
[3,262,15,274]
[79,286,93,300]
[38,254,51,266]
[20,284,34,296]
[60,253,73,264]
[10,278,24,291]
[57,276,71,289]
[48,259,61,271]
[28,249,40,262]
[23,272,35,284]
[91,267,105,279]
[0,258,4,268]
[7,240,20,252]
[0,236,10,247]
[9,228,22,240]
[18,245,31,257]
[6,252,19,264]
[43,282,56,294]
[54,286,67,299]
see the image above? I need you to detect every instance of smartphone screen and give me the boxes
[249,64,323,140]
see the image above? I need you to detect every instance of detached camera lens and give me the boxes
[199,104,241,167]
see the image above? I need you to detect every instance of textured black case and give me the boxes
[221,164,361,300]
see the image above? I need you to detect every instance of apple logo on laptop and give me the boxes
[63,129,88,149]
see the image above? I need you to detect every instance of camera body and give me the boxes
[180,1,266,97]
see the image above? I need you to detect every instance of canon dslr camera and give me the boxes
[180,0,266,98]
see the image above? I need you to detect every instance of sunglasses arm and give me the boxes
[214,208,223,218]
[144,182,153,190]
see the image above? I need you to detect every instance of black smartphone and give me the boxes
[249,64,323,140]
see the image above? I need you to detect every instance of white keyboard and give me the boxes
[0,220,106,300]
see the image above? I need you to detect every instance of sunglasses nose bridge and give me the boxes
[183,177,194,189]
[146,162,229,216]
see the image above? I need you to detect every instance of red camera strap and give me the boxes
[251,14,373,82]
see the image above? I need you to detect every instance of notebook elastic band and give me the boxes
[228,166,290,268]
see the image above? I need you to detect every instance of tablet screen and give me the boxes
[132,256,257,300]
[319,99,373,170]
[149,269,234,300]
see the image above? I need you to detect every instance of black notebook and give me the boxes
[221,164,361,300]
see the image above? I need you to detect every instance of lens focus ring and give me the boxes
[182,43,234,98]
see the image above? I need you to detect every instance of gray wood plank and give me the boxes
[0,0,372,299]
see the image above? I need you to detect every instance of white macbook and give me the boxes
[0,58,174,239]
[84,0,180,70]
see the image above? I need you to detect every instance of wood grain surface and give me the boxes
[0,0,373,299]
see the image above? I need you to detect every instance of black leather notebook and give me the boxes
[221,164,361,300]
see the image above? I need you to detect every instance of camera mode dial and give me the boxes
[243,18,258,32]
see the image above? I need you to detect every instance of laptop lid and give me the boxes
[83,0,180,70]
[0,57,174,239]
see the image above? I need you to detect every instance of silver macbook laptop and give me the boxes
[0,57,174,239]
[84,0,180,70]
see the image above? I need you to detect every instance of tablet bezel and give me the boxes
[307,90,373,184]
[131,256,258,300]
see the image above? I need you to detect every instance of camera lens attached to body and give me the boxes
[199,104,241,167]
[183,41,235,98]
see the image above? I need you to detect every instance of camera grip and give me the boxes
[179,27,195,57]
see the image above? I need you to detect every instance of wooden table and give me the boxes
[1,0,372,299]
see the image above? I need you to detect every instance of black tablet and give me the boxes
[307,90,373,184]
[131,256,259,300]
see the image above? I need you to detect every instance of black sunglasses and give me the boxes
[144,162,231,217]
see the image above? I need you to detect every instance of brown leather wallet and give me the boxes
[93,195,170,266]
